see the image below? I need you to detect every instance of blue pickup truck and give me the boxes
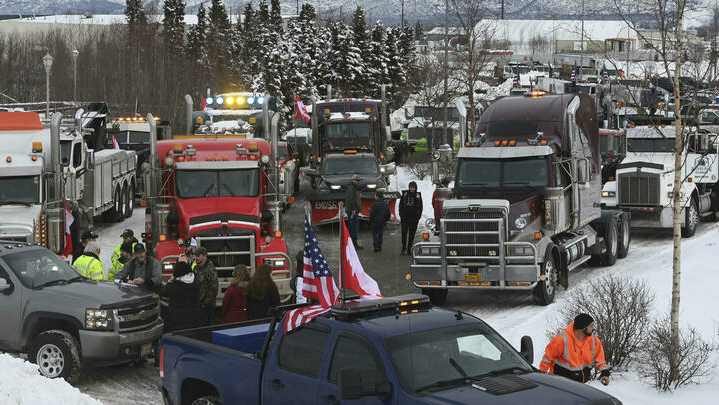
[160,294,622,405]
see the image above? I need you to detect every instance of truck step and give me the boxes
[568,255,592,272]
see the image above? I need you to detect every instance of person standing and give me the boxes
[72,230,98,265]
[345,174,363,250]
[116,243,162,292]
[194,246,218,326]
[177,237,197,269]
[222,264,251,323]
[369,191,391,252]
[158,261,200,334]
[111,229,138,273]
[399,181,423,255]
[109,241,133,282]
[74,241,105,280]
[539,313,611,385]
[246,264,281,320]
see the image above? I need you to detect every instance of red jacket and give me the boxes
[222,284,248,323]
[540,322,608,383]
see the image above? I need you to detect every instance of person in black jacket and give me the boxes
[159,261,201,334]
[399,181,423,255]
[246,264,281,319]
[369,191,391,252]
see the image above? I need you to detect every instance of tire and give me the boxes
[599,216,618,266]
[533,254,557,306]
[681,197,698,238]
[617,215,631,259]
[422,288,448,306]
[103,186,124,222]
[125,182,135,218]
[28,330,82,383]
[191,396,221,405]
[120,184,128,219]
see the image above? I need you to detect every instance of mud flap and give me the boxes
[557,248,569,289]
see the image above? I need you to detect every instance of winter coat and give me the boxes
[222,283,249,323]
[369,199,391,230]
[159,273,201,334]
[399,190,423,223]
[117,256,162,292]
[195,259,219,309]
[74,252,105,280]
[345,182,362,214]
[539,322,609,383]
[246,282,281,320]
[110,238,138,272]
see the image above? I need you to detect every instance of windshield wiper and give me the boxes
[0,201,34,206]
[415,376,470,393]
[221,182,236,197]
[37,276,83,289]
[504,181,541,189]
[202,183,215,197]
[472,366,529,379]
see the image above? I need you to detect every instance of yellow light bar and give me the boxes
[226,96,235,105]
[237,96,245,105]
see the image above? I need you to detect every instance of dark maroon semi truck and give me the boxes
[411,93,631,305]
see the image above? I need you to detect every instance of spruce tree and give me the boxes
[369,21,389,97]
[186,3,208,66]
[270,0,283,34]
[299,3,316,21]
[125,0,147,42]
[414,21,424,40]
[385,26,406,106]
[163,0,186,55]
[350,6,371,96]
[207,0,233,88]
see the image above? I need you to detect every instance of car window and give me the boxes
[328,333,384,383]
[278,324,330,377]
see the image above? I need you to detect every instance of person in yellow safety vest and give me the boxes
[111,229,138,272]
[109,241,134,281]
[74,241,106,281]
[177,237,197,270]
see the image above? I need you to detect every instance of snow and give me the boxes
[0,353,102,405]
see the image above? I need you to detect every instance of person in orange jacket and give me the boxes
[539,313,611,385]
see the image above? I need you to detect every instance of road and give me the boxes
[77,176,719,404]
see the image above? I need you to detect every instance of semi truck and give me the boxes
[0,111,136,255]
[411,93,632,306]
[601,118,719,237]
[143,98,295,305]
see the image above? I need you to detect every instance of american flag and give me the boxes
[570,68,576,82]
[284,219,339,333]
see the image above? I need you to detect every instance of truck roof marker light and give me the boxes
[648,124,653,128]
[5,156,10,163]
[422,232,430,240]
[495,140,501,147]
[509,140,516,146]
[159,235,167,241]
[534,232,542,240]
[214,156,221,161]
[206,157,212,161]
[501,140,509,146]
[32,142,43,152]
[324,109,331,115]
[274,231,282,238]
[661,124,666,128]
[222,155,229,161]
[195,117,203,124]
[317,156,322,162]
[365,107,372,113]
[249,117,257,124]
[344,149,357,154]
[616,102,622,106]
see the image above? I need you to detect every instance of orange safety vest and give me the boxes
[539,321,608,383]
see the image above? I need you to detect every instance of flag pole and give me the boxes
[338,201,345,304]
[293,93,298,156]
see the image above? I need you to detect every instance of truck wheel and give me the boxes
[617,215,631,259]
[29,330,82,383]
[533,256,557,306]
[598,216,618,266]
[104,186,124,222]
[681,197,698,238]
[125,182,135,218]
[120,184,129,219]
[191,396,221,405]
[422,288,448,306]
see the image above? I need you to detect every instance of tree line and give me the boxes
[0,0,418,129]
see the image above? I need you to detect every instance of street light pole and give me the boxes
[43,53,53,118]
[72,49,79,106]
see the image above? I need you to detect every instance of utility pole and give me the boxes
[501,0,504,19]
[401,0,405,27]
[579,0,585,80]
[443,0,449,148]
[296,0,299,15]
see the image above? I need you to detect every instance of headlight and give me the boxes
[602,191,616,197]
[86,309,113,330]
[509,246,534,256]
[260,154,271,164]
[263,258,286,268]
[366,184,377,189]
[330,185,341,190]
[163,262,174,272]
[514,217,528,229]
[164,156,174,167]
[420,246,439,255]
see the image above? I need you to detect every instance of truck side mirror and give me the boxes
[85,150,95,170]
[577,158,590,184]
[339,369,391,400]
[520,335,534,364]
[0,278,13,294]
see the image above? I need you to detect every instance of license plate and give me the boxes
[141,343,152,356]
[466,274,482,282]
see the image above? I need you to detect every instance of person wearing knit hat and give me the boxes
[539,313,611,385]
[73,241,106,280]
[159,261,200,334]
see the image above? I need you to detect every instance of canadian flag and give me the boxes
[341,217,383,299]
[295,94,310,124]
[63,203,74,257]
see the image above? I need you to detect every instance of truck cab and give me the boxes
[196,92,267,137]
[406,104,462,152]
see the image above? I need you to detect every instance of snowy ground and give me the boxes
[0,353,102,405]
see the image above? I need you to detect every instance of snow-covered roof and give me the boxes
[328,112,372,121]
[482,19,636,44]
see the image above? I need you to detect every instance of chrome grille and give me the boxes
[444,210,504,257]
[117,300,159,332]
[619,173,660,206]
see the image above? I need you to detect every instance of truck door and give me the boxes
[0,262,22,350]
[262,323,331,405]
[317,332,395,405]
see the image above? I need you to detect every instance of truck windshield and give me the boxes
[176,169,259,198]
[0,176,41,204]
[627,138,675,153]
[4,249,83,289]
[326,122,372,138]
[323,157,378,175]
[385,322,532,393]
[457,157,549,188]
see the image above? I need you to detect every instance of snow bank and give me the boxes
[0,354,102,405]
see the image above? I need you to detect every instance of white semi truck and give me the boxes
[0,111,137,254]
[601,120,719,237]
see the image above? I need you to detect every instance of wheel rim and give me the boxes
[128,187,134,212]
[544,260,555,296]
[115,190,121,213]
[36,343,64,378]
[609,225,618,257]
[621,221,629,250]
